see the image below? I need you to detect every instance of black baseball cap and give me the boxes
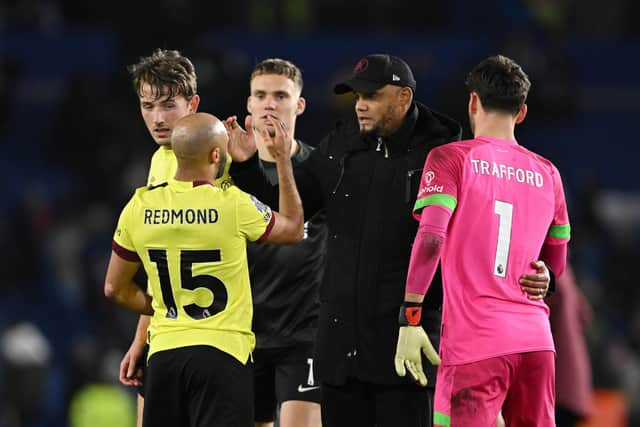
[334,54,417,94]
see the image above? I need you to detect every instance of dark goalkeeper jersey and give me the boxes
[247,140,328,348]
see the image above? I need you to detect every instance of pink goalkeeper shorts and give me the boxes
[434,351,555,427]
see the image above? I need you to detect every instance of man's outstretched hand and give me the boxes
[394,326,441,387]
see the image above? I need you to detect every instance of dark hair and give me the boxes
[128,49,197,101]
[465,55,531,115]
[251,58,303,91]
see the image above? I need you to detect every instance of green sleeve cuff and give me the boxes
[548,223,570,239]
[413,194,457,213]
[434,411,451,427]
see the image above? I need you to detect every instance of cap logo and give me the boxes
[354,58,368,74]
[392,74,401,81]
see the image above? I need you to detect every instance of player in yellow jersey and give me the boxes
[105,112,303,427]
[120,49,234,426]
[133,49,233,189]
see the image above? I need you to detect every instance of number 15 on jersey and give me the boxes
[149,249,229,320]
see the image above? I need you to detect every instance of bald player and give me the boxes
[104,112,304,427]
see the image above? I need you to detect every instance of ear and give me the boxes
[296,97,306,116]
[515,103,527,124]
[468,92,479,114]
[210,147,220,165]
[246,95,253,115]
[189,94,200,113]
[400,87,413,107]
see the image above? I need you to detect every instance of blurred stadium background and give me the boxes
[0,1,638,426]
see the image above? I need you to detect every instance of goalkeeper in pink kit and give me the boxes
[394,55,570,427]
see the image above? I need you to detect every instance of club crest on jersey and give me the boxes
[220,178,234,190]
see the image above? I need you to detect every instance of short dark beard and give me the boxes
[359,125,379,137]
[359,117,387,137]
[359,104,396,137]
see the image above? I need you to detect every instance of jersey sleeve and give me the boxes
[545,163,571,245]
[413,144,461,220]
[112,196,140,262]
[236,190,274,242]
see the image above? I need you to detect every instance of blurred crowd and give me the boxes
[1,1,639,426]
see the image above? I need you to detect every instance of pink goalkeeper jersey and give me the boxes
[414,136,570,365]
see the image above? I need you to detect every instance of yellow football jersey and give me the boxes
[113,179,274,364]
[147,146,234,189]
[146,146,176,187]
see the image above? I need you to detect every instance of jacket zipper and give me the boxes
[331,155,347,194]
[376,137,389,158]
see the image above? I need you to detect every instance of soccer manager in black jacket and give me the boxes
[228,54,550,427]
